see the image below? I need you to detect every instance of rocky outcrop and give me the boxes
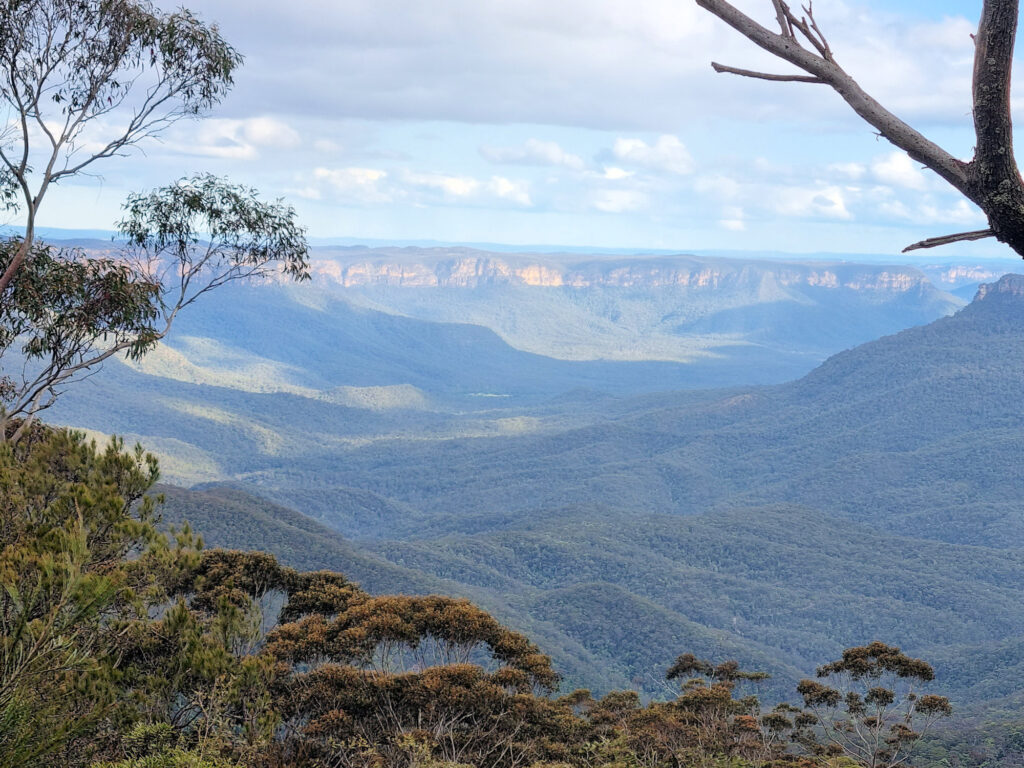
[974,273,1024,301]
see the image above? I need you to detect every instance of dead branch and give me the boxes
[694,0,968,190]
[803,3,833,60]
[693,1,1024,257]
[711,62,824,83]
[782,4,830,59]
[771,0,792,36]
[901,228,995,253]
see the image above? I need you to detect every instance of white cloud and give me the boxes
[592,189,648,213]
[41,0,1001,254]
[828,162,867,180]
[403,171,481,198]
[877,195,986,227]
[601,166,634,180]
[486,176,532,206]
[694,174,740,200]
[771,185,852,220]
[480,138,585,170]
[181,0,982,133]
[719,205,745,231]
[179,116,301,159]
[287,185,323,200]
[845,15,975,123]
[942,199,987,226]
[871,152,929,191]
[239,116,301,147]
[313,167,392,202]
[309,167,532,208]
[399,171,532,206]
[613,135,693,175]
[877,198,912,220]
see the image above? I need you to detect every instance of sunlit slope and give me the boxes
[47,249,965,486]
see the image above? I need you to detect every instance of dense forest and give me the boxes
[122,274,1024,713]
[11,269,1024,767]
[2,424,959,768]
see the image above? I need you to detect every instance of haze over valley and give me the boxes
[48,243,1024,717]
[47,243,987,482]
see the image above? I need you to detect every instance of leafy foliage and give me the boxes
[0,240,160,436]
[0,1,308,438]
[1,424,957,768]
[0,0,242,292]
[0,425,179,766]
[119,174,311,297]
[0,176,309,437]
[795,643,951,768]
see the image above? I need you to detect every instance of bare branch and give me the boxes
[901,228,996,253]
[695,0,967,188]
[783,6,829,59]
[711,62,823,83]
[693,1,1024,258]
[803,3,833,60]
[771,0,792,37]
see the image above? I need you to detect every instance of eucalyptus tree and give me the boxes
[0,175,309,442]
[0,1,310,440]
[795,642,952,768]
[0,0,241,291]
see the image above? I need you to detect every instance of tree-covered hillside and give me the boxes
[10,425,963,768]
[148,275,1024,710]
[295,274,1024,546]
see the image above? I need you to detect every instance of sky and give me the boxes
[25,0,1024,259]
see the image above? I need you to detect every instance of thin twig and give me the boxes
[783,6,830,59]
[771,0,792,37]
[803,2,833,60]
[901,228,995,252]
[711,62,824,83]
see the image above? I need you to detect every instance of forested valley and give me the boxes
[7,265,1024,768]
[6,0,1024,767]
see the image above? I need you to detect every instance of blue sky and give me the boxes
[31,0,1024,259]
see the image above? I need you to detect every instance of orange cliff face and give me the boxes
[302,253,936,294]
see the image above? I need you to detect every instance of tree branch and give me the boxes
[771,0,792,37]
[711,61,823,83]
[694,0,968,189]
[803,3,833,61]
[961,0,1024,254]
[901,228,995,253]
